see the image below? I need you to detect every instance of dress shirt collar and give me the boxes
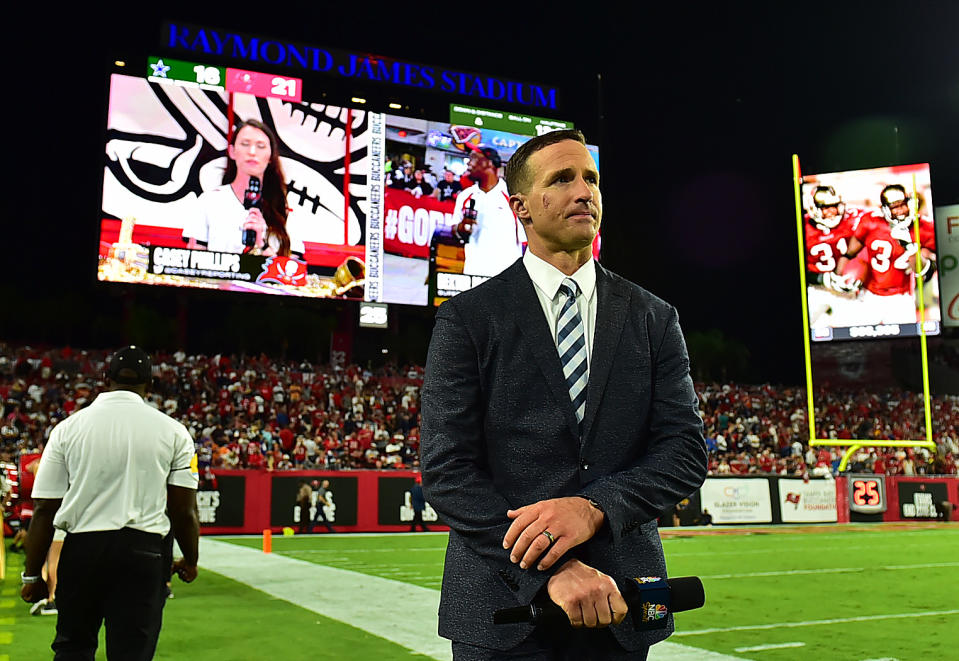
[523,249,596,302]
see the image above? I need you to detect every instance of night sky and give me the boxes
[8,1,958,383]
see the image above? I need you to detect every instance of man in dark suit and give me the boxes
[421,129,707,659]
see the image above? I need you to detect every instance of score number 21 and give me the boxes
[270,77,297,99]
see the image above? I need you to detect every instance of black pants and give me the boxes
[452,628,649,661]
[310,505,335,533]
[298,503,312,534]
[410,509,430,532]
[452,621,649,661]
[53,528,166,661]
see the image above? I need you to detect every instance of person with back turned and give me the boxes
[20,345,200,660]
[421,130,707,659]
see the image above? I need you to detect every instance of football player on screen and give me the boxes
[840,183,938,325]
[803,185,866,328]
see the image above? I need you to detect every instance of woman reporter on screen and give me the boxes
[183,119,303,257]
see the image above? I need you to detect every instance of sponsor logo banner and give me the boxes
[699,478,772,524]
[383,188,455,259]
[935,204,959,327]
[198,475,245,527]
[270,475,358,526]
[377,477,439,526]
[898,481,949,519]
[777,479,838,523]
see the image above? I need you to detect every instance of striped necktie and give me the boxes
[557,278,588,425]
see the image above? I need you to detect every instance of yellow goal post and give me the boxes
[791,154,936,471]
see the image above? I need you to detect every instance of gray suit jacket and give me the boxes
[421,259,707,651]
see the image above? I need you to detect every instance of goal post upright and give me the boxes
[792,157,936,473]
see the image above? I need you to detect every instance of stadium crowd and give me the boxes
[1,343,957,477]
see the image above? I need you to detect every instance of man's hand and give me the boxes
[547,559,627,628]
[171,558,198,583]
[455,218,474,237]
[503,497,604,571]
[20,578,48,604]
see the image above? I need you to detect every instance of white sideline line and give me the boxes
[199,538,451,660]
[735,642,805,652]
[701,561,959,579]
[199,539,745,661]
[674,609,959,636]
[650,642,747,660]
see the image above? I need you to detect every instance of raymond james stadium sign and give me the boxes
[163,23,559,110]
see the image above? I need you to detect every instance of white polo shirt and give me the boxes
[32,391,198,536]
[184,184,305,255]
[452,178,526,277]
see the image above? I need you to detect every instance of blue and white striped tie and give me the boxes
[557,278,588,425]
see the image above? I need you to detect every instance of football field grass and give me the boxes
[3,523,957,660]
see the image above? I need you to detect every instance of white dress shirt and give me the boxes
[522,250,597,365]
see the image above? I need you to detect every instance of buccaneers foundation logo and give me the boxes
[257,256,307,286]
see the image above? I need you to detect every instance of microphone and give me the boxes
[493,576,704,630]
[242,176,262,248]
[243,176,262,210]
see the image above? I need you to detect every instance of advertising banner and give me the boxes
[197,475,245,527]
[270,475,358,527]
[699,478,772,524]
[799,163,940,342]
[898,481,949,519]
[778,478,838,523]
[935,204,959,326]
[377,476,440,526]
[383,188,456,259]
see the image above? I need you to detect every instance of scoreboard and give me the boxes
[147,56,302,102]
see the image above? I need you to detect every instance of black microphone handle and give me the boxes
[492,576,704,627]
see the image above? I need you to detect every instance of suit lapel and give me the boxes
[581,264,629,444]
[503,262,582,439]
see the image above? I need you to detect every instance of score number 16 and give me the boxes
[193,65,221,86]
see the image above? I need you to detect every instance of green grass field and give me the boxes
[3,524,957,660]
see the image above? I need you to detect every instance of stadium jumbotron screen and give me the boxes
[799,163,940,342]
[98,58,599,306]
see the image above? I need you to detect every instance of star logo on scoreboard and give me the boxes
[150,59,171,78]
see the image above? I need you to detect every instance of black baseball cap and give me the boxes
[466,144,502,168]
[108,345,152,385]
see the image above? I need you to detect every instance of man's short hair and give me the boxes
[504,129,587,195]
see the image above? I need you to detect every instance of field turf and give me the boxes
[3,523,957,660]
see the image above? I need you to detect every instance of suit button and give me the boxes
[581,462,589,471]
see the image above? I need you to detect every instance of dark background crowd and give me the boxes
[2,343,956,479]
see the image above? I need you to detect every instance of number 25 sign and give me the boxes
[849,477,887,513]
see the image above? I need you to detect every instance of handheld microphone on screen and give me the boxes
[454,199,477,244]
[242,176,263,247]
[493,576,704,631]
[462,199,477,228]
